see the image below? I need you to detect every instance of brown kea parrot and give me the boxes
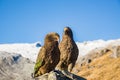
[33,32,60,77]
[56,27,79,72]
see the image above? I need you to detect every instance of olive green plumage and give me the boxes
[33,32,60,77]
[34,58,44,75]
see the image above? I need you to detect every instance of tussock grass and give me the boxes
[77,52,120,80]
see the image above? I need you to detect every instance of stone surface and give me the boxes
[110,46,120,58]
[78,47,110,67]
[0,51,34,80]
[35,70,86,80]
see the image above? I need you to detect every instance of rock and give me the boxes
[77,47,110,67]
[36,43,41,47]
[110,46,120,58]
[48,71,57,80]
[35,70,86,80]
[35,73,48,80]
[0,51,35,80]
[72,47,111,73]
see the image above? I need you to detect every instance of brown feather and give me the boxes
[56,27,79,72]
[34,32,60,77]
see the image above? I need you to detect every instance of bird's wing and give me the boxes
[34,47,46,74]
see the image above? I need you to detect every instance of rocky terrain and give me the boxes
[0,51,34,80]
[35,70,86,80]
[0,51,86,80]
[0,39,120,80]
[76,49,120,80]
[73,40,120,80]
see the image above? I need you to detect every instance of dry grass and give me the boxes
[77,52,120,80]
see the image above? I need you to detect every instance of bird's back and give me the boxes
[59,36,78,64]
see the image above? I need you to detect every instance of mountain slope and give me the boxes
[0,51,34,80]
[0,39,120,80]
[77,48,120,80]
[0,39,120,62]
[0,42,40,62]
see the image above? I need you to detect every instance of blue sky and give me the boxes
[0,0,120,44]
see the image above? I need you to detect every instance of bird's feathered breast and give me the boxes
[59,34,78,63]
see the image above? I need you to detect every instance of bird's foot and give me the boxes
[61,70,74,79]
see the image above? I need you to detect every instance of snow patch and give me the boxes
[0,39,120,62]
[0,43,40,62]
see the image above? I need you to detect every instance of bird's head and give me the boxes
[64,27,73,38]
[44,32,60,43]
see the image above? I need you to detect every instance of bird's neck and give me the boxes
[62,35,74,41]
[44,41,58,48]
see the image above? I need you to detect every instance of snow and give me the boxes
[0,42,40,62]
[76,39,113,56]
[0,39,120,62]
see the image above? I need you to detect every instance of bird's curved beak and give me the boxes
[57,37,60,43]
